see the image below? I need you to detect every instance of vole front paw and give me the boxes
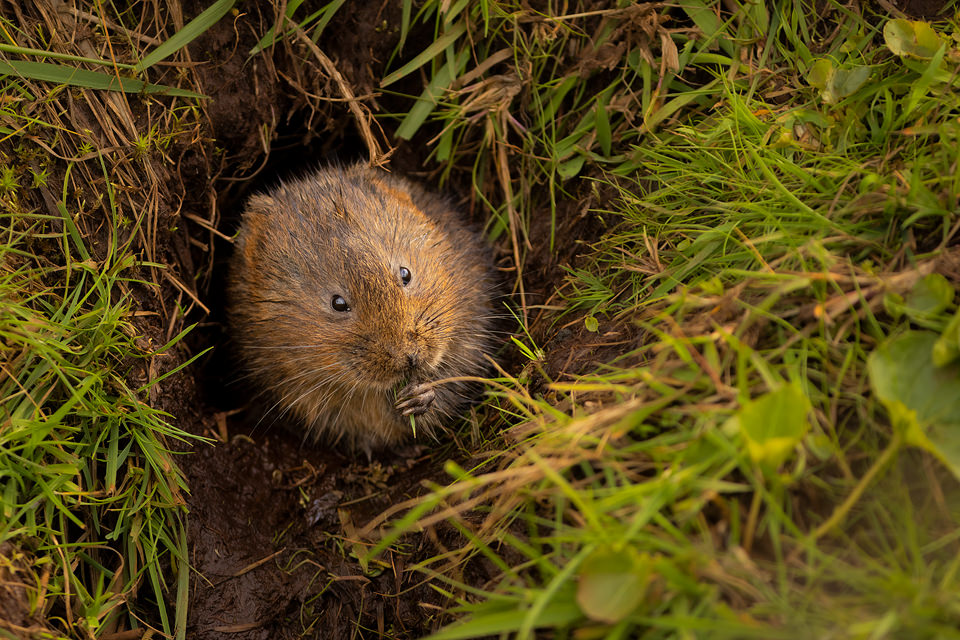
[396,383,436,416]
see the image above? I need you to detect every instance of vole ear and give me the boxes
[237,195,275,263]
[244,194,275,218]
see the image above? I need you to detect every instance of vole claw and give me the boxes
[396,383,436,415]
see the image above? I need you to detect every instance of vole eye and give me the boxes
[399,266,412,286]
[331,295,350,312]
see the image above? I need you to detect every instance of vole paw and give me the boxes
[396,383,436,415]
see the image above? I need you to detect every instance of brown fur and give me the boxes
[227,164,495,451]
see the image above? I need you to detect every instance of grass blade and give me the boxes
[395,49,469,140]
[0,59,204,97]
[381,21,467,88]
[135,0,237,71]
[0,43,135,69]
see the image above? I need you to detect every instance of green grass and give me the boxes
[0,203,201,638]
[0,5,222,638]
[363,1,960,638]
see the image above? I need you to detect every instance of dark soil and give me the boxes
[180,422,456,639]
[895,0,951,18]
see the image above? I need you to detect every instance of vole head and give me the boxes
[316,235,451,389]
[235,166,482,392]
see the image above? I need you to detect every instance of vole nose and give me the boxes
[406,351,420,370]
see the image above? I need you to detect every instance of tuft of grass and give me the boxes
[0,201,204,637]
[0,2,231,637]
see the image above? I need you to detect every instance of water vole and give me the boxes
[227,164,496,451]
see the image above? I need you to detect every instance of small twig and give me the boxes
[183,212,235,241]
[214,548,287,586]
[162,270,211,314]
[873,0,907,18]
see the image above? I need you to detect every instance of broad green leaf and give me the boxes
[737,383,811,468]
[830,66,872,99]
[884,19,943,59]
[584,316,599,332]
[576,547,652,624]
[884,274,954,327]
[557,154,585,180]
[903,273,953,327]
[883,292,906,319]
[136,0,236,71]
[910,272,953,310]
[806,58,872,104]
[933,308,960,366]
[868,331,960,479]
[806,58,833,89]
